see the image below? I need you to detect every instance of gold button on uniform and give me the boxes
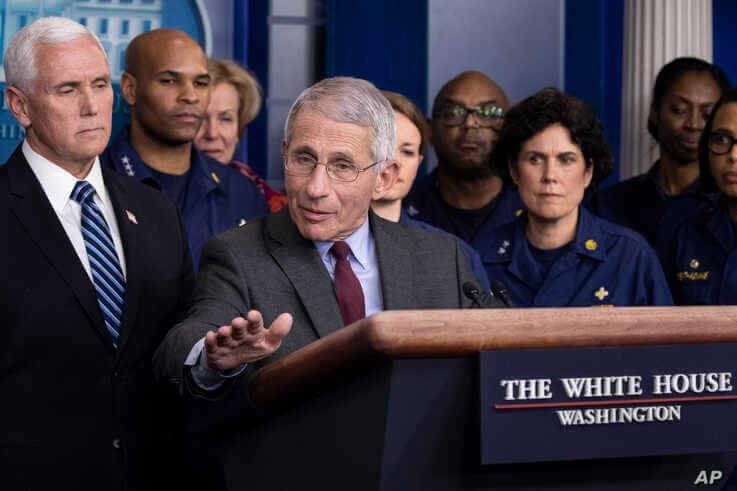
[594,286,609,301]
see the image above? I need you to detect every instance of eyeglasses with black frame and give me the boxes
[433,102,505,129]
[707,132,737,155]
[283,153,382,182]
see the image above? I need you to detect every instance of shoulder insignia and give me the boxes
[121,155,134,176]
[211,172,221,184]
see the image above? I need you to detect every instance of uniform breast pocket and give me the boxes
[676,280,714,305]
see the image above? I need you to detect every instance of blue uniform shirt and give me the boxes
[480,207,673,307]
[668,199,737,305]
[589,160,712,261]
[399,208,491,291]
[403,169,524,254]
[102,128,270,270]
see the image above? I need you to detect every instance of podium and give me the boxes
[217,307,737,490]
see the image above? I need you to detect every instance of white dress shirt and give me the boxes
[24,140,127,280]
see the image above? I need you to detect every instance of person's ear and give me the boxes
[583,160,594,190]
[372,160,399,200]
[508,160,519,185]
[5,86,32,127]
[280,139,288,158]
[120,72,137,106]
[648,106,658,136]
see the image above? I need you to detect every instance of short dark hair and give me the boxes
[491,87,614,191]
[648,57,730,141]
[698,87,737,193]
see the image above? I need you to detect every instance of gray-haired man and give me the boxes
[2,17,193,490]
[154,76,500,408]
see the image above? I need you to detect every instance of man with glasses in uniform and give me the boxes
[404,71,523,254]
[154,77,501,443]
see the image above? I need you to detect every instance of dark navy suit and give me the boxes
[479,207,673,307]
[2,146,193,490]
[102,128,269,269]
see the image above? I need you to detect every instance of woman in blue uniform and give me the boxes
[669,88,737,305]
[590,58,728,257]
[482,88,672,307]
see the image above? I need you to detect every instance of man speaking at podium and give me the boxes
[155,76,500,410]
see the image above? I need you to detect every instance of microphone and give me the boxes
[463,281,489,308]
[491,280,515,308]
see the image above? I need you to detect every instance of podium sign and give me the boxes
[481,343,737,465]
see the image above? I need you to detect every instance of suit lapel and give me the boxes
[103,169,143,357]
[266,209,344,338]
[371,212,414,310]
[6,149,113,351]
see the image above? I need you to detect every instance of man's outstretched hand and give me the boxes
[204,310,293,371]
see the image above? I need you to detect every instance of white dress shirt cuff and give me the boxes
[185,337,248,391]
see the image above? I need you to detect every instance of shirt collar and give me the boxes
[571,207,606,261]
[486,207,605,263]
[705,199,736,254]
[647,160,702,199]
[23,139,109,214]
[108,127,222,194]
[314,218,372,269]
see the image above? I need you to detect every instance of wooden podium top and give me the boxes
[250,307,737,406]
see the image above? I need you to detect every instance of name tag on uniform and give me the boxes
[677,271,710,281]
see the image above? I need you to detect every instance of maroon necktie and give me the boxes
[330,241,366,326]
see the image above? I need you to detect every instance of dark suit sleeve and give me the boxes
[174,211,195,324]
[153,233,252,398]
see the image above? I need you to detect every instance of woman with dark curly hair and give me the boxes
[669,88,737,304]
[481,88,672,307]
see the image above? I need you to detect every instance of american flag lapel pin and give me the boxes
[125,210,138,225]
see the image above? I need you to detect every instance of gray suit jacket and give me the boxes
[154,208,497,402]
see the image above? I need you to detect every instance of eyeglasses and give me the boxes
[434,103,505,129]
[283,153,381,182]
[708,132,737,155]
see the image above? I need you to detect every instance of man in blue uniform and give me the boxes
[403,71,523,253]
[103,29,269,269]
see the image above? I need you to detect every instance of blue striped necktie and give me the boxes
[71,181,125,348]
